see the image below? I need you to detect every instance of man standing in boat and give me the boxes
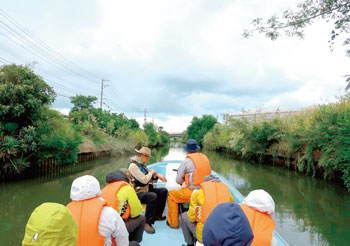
[128,147,168,234]
[167,138,211,229]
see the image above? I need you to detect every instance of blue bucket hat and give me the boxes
[203,202,254,246]
[184,138,200,152]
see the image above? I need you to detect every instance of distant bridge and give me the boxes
[169,132,183,141]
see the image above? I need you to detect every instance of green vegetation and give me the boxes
[203,97,350,190]
[143,122,170,147]
[0,64,81,175]
[185,115,217,145]
[68,95,148,149]
[0,64,170,178]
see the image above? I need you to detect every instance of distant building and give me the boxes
[225,107,312,122]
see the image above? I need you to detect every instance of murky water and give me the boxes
[0,145,349,246]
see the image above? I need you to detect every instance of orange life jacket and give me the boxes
[239,203,275,246]
[200,181,231,223]
[185,153,211,187]
[67,197,116,246]
[101,181,131,220]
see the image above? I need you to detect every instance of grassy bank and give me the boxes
[203,96,350,191]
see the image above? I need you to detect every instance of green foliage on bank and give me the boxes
[68,95,153,149]
[143,122,170,147]
[0,64,82,175]
[203,98,350,190]
[185,115,217,145]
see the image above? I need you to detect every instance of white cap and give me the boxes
[70,175,101,201]
[243,189,275,215]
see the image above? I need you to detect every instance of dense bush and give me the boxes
[143,122,170,147]
[0,64,83,175]
[186,115,217,145]
[69,95,147,148]
[203,98,350,191]
[36,108,82,164]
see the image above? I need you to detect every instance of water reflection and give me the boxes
[204,150,350,246]
[161,147,186,161]
[0,146,349,246]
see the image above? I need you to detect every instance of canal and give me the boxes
[0,145,349,246]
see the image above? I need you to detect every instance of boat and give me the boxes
[141,160,289,246]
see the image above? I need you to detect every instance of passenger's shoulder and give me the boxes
[182,157,194,165]
[101,206,119,218]
[128,162,138,169]
[122,184,135,192]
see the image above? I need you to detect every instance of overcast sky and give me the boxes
[0,0,348,132]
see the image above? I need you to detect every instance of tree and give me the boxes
[144,122,158,146]
[243,0,350,89]
[0,64,55,131]
[128,118,140,130]
[0,64,81,174]
[157,126,170,146]
[186,115,218,146]
[70,95,97,112]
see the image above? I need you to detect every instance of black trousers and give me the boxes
[125,215,146,243]
[137,186,168,225]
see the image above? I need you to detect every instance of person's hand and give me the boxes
[157,173,167,182]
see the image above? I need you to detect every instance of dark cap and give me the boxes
[106,170,129,184]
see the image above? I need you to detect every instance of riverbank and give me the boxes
[203,96,350,191]
[213,146,345,186]
[0,136,137,182]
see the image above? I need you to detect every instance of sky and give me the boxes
[0,0,348,133]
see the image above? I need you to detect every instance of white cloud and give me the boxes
[135,115,192,133]
[1,0,349,132]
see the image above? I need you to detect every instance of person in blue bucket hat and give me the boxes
[202,202,254,246]
[167,139,212,229]
[184,138,201,152]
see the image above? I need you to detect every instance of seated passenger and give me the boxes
[179,175,234,246]
[168,139,211,229]
[22,202,78,246]
[66,175,137,246]
[128,147,168,234]
[102,169,146,244]
[202,202,254,246]
[239,189,277,246]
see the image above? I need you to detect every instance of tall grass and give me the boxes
[203,96,350,190]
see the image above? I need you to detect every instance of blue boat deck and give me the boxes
[142,219,186,246]
[141,161,289,246]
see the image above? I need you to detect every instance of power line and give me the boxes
[0,13,100,82]
[0,25,99,85]
[0,57,10,64]
[0,10,145,115]
[56,93,72,98]
[0,57,97,101]
[0,10,100,84]
[103,102,116,112]
[0,54,98,97]
[0,8,102,80]
[108,86,143,113]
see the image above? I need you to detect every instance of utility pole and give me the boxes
[144,108,147,125]
[100,79,109,109]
